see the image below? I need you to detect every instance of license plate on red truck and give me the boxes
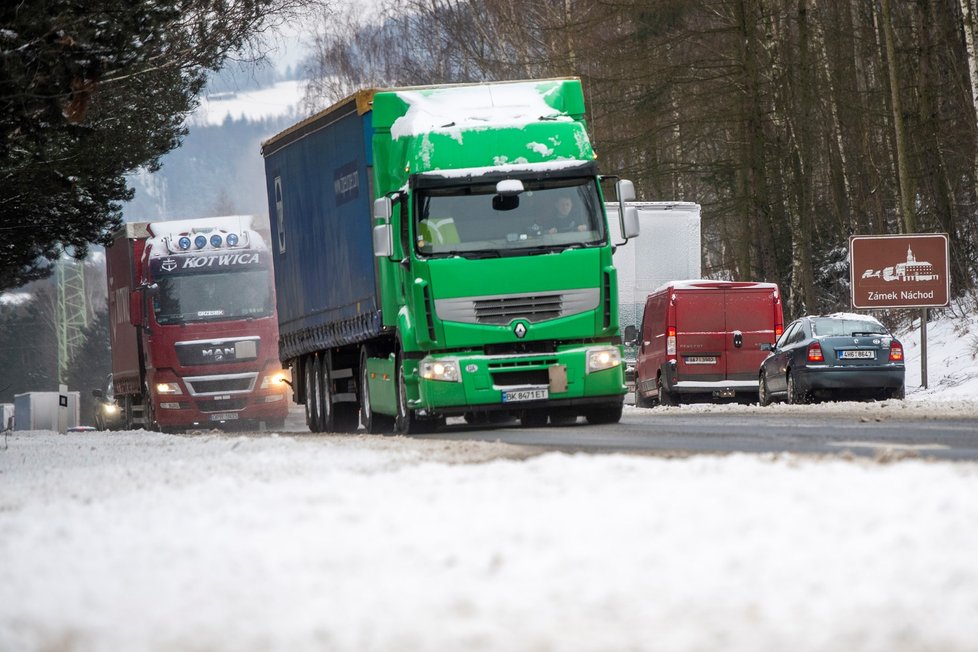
[209,412,240,421]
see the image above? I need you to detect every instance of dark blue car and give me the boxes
[758,314,905,405]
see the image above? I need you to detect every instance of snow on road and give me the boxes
[2,423,978,652]
[2,308,977,650]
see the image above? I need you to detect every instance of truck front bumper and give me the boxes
[411,344,626,413]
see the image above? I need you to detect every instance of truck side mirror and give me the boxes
[616,179,636,203]
[91,389,104,399]
[129,289,144,327]
[372,197,394,258]
[623,324,637,345]
[622,206,640,239]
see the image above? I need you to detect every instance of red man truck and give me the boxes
[104,216,290,431]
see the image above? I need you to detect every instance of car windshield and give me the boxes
[414,178,605,257]
[812,318,887,337]
[153,269,274,325]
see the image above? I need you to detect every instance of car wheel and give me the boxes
[787,372,808,405]
[758,371,772,407]
[890,384,906,400]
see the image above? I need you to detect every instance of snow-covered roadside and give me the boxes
[2,430,978,652]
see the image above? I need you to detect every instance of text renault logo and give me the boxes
[513,322,527,339]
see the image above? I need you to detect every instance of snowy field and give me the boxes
[2,307,978,651]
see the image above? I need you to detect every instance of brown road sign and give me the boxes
[849,234,950,309]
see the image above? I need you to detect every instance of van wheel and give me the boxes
[635,390,654,408]
[787,372,808,405]
[657,379,677,406]
[758,372,772,407]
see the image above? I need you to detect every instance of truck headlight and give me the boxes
[586,347,621,374]
[420,357,461,382]
[155,382,182,395]
[260,369,290,389]
[102,403,119,415]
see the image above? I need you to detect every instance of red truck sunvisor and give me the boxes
[150,251,269,276]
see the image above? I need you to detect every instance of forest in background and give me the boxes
[305,0,978,318]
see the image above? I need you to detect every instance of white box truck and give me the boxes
[607,201,702,398]
[14,392,80,431]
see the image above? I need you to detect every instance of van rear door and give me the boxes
[724,287,779,381]
[674,288,726,381]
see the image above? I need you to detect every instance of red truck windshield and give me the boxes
[153,269,274,325]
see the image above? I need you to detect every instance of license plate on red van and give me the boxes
[684,356,718,365]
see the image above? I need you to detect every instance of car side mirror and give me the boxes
[760,343,773,352]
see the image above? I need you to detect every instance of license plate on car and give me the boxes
[502,389,548,403]
[209,412,240,421]
[685,356,718,365]
[839,350,875,360]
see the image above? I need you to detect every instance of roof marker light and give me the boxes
[226,233,239,247]
[194,235,207,249]
[210,234,223,247]
[178,236,192,251]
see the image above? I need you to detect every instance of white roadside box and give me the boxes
[0,402,14,430]
[14,392,80,431]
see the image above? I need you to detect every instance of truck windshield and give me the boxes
[414,178,605,257]
[153,269,274,325]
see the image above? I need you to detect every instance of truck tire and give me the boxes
[304,354,321,432]
[142,387,157,432]
[360,345,393,434]
[585,402,623,425]
[395,349,433,435]
[316,353,334,432]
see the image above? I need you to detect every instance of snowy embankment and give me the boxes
[2,307,977,651]
[2,427,978,651]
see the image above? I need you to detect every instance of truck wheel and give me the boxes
[395,352,421,435]
[758,371,773,406]
[316,353,334,432]
[360,345,393,434]
[304,355,320,432]
[142,388,157,432]
[585,402,623,425]
[520,410,548,427]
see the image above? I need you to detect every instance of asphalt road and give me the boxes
[279,403,978,461]
[414,408,978,461]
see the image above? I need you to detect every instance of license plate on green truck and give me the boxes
[502,389,548,403]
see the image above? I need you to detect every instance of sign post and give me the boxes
[849,233,950,389]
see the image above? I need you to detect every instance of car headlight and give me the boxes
[260,369,291,389]
[155,382,182,395]
[420,357,461,382]
[587,347,621,374]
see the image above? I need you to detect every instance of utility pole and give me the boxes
[55,259,89,384]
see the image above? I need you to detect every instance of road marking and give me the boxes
[830,441,949,451]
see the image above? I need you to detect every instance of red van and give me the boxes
[633,281,783,406]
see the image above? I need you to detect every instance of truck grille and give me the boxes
[184,373,257,396]
[198,398,249,413]
[175,337,260,366]
[435,288,599,325]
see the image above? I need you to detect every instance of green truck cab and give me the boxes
[262,78,639,433]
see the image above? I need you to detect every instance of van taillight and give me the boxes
[775,325,783,338]
[889,341,904,361]
[807,342,823,362]
[667,327,677,357]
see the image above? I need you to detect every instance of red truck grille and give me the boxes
[184,373,257,395]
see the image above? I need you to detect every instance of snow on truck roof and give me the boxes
[388,79,574,140]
